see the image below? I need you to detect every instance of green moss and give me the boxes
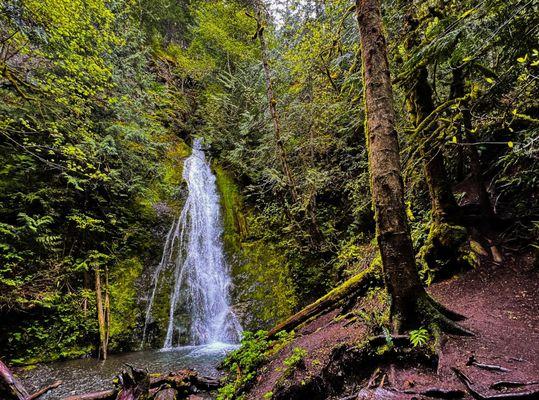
[214,164,248,252]
[137,138,191,212]
[417,222,470,284]
[108,257,143,351]
[214,165,296,329]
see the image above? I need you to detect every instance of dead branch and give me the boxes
[28,380,62,400]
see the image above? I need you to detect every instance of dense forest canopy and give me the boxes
[0,0,537,381]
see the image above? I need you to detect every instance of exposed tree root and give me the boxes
[404,387,466,399]
[429,297,467,321]
[490,381,539,391]
[417,294,474,336]
[452,368,539,400]
[271,332,439,400]
[467,356,510,372]
[268,266,381,337]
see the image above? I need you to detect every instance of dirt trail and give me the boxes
[417,250,539,397]
[247,250,539,399]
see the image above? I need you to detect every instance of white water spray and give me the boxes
[142,139,242,349]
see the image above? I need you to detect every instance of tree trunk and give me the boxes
[355,0,472,336]
[95,266,108,360]
[104,266,110,356]
[410,67,459,222]
[356,0,426,330]
[254,5,298,203]
[450,67,493,218]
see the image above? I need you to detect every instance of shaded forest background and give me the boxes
[0,0,537,364]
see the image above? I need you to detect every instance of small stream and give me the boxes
[19,343,236,399]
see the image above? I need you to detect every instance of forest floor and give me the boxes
[246,249,539,400]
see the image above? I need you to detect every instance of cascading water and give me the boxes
[142,139,242,349]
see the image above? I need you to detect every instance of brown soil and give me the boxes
[246,249,539,399]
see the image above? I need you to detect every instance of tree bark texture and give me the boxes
[95,266,108,361]
[356,0,426,330]
[450,67,493,218]
[410,67,459,222]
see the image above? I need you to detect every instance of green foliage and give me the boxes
[282,347,307,370]
[0,0,194,362]
[409,328,430,348]
[218,330,294,400]
[6,291,97,364]
[1,0,537,369]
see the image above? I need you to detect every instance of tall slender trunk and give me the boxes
[356,0,425,330]
[255,7,298,203]
[409,67,459,222]
[95,266,108,360]
[401,9,458,222]
[104,266,110,355]
[450,67,493,218]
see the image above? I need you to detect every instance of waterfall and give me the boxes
[142,139,242,349]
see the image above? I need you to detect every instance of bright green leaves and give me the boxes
[409,327,430,347]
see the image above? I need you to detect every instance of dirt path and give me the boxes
[247,250,539,399]
[419,251,539,397]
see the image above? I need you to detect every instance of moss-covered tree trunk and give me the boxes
[356,0,425,330]
[356,0,470,334]
[410,67,459,222]
[401,10,458,223]
[450,67,493,218]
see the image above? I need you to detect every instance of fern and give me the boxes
[409,328,430,347]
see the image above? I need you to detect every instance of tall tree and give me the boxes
[252,2,298,203]
[402,11,459,223]
[356,0,469,333]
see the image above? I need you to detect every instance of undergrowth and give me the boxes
[217,330,294,400]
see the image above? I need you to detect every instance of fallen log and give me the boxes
[268,266,381,337]
[0,359,29,400]
[153,388,177,400]
[62,368,220,400]
[116,365,150,400]
[1,359,64,400]
[150,369,221,394]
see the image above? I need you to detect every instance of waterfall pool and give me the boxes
[19,343,237,399]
